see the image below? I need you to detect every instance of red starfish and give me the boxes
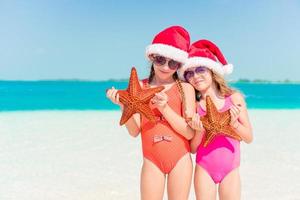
[117,67,164,125]
[201,96,242,147]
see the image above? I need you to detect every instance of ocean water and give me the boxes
[0,80,300,111]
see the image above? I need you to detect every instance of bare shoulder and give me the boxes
[181,82,195,93]
[139,80,143,87]
[231,91,246,105]
[180,82,196,112]
[139,79,148,88]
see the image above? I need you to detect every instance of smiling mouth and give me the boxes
[159,69,170,74]
[194,79,204,84]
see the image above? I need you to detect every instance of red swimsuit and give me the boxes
[140,80,190,174]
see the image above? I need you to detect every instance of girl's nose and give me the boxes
[161,63,170,70]
[193,72,201,78]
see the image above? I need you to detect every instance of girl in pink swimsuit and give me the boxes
[178,39,253,200]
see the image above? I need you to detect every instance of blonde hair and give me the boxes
[195,70,235,101]
[211,71,235,97]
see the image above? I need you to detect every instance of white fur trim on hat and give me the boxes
[146,43,188,63]
[178,57,233,81]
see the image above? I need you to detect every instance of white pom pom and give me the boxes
[223,64,233,75]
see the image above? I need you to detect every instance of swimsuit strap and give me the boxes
[175,79,187,120]
[142,79,150,88]
[223,95,233,111]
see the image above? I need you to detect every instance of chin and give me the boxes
[193,81,209,92]
[158,71,173,78]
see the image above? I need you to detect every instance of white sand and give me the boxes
[0,110,299,200]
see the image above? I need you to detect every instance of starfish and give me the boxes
[117,67,164,125]
[200,96,242,147]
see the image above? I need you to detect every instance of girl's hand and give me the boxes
[106,87,123,108]
[151,91,168,112]
[187,113,204,132]
[230,104,241,128]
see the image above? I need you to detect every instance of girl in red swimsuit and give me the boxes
[107,26,196,200]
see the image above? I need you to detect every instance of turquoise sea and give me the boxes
[0,80,300,111]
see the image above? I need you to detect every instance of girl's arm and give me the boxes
[121,106,141,137]
[230,92,253,143]
[187,112,205,153]
[106,87,141,137]
[152,83,196,140]
[190,130,204,153]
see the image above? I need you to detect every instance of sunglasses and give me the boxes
[184,66,209,81]
[150,55,181,70]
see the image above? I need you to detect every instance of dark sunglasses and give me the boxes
[184,66,208,81]
[150,55,181,70]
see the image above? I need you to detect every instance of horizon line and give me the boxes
[0,78,300,83]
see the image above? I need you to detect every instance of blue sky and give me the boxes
[1,0,300,81]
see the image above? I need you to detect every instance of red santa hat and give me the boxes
[146,26,190,63]
[178,39,233,80]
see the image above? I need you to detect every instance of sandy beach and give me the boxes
[0,110,299,200]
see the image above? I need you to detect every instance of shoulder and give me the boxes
[139,80,143,87]
[180,82,195,93]
[179,82,195,103]
[230,91,246,105]
[140,79,149,88]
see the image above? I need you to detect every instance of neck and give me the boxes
[153,76,175,85]
[200,84,221,101]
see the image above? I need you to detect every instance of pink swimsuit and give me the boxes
[196,96,240,183]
